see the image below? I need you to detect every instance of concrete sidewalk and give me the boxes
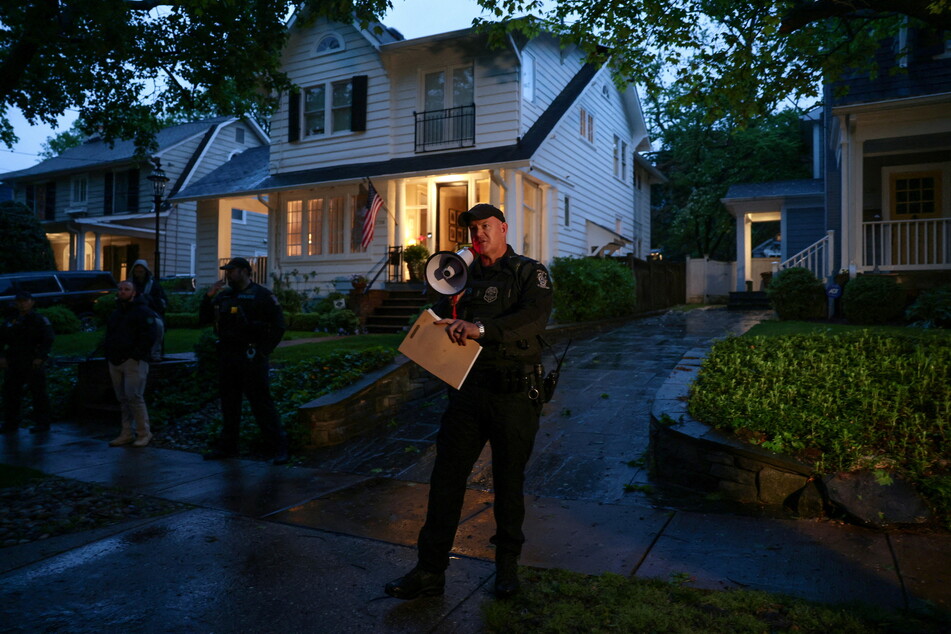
[1,307,948,632]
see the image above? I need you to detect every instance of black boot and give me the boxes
[495,553,520,599]
[384,567,445,600]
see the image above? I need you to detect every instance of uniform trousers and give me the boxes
[3,360,51,427]
[217,347,286,451]
[417,377,540,573]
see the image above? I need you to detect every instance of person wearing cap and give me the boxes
[199,257,289,465]
[0,291,55,433]
[103,280,160,447]
[385,203,553,601]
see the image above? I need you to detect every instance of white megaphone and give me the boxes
[425,248,475,295]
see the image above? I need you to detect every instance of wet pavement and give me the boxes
[1,307,949,632]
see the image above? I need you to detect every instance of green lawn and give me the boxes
[51,327,404,360]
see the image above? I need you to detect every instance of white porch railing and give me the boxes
[778,230,835,282]
[861,218,951,272]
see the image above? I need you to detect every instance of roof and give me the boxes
[173,63,602,201]
[723,179,824,201]
[0,116,238,181]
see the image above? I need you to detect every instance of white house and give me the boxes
[0,116,270,282]
[174,18,663,291]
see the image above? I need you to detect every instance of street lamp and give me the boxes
[147,158,169,280]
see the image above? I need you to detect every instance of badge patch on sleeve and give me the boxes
[536,270,551,289]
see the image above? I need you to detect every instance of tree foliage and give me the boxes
[0,0,392,155]
[0,201,56,273]
[649,106,811,260]
[477,1,951,123]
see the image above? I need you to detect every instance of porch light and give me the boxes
[147,158,170,279]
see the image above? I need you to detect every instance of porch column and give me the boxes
[736,214,752,292]
[93,233,102,270]
[505,170,522,254]
[541,183,556,265]
[838,114,861,275]
[74,230,86,271]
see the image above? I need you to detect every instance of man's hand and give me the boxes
[207,278,227,298]
[434,318,480,346]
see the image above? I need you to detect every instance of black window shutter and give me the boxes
[26,184,35,214]
[45,184,56,220]
[351,75,368,132]
[104,173,114,215]
[127,169,139,211]
[288,90,301,142]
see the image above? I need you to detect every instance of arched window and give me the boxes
[316,33,344,55]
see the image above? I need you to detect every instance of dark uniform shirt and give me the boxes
[0,310,54,363]
[199,282,285,355]
[433,245,553,371]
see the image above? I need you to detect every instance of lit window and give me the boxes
[286,200,302,256]
[580,108,594,143]
[328,197,344,254]
[307,198,324,255]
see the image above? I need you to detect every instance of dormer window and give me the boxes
[316,33,344,56]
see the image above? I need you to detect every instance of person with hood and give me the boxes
[0,291,55,433]
[103,280,159,447]
[130,259,167,361]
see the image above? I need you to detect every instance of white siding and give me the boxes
[532,66,642,260]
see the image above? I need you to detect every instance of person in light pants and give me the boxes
[103,280,159,448]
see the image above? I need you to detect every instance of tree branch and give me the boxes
[780,0,951,34]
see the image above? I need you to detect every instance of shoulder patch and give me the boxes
[536,269,551,289]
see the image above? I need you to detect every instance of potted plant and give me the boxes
[350,274,368,291]
[402,244,430,282]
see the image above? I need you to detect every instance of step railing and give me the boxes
[777,230,835,282]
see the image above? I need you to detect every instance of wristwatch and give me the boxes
[474,321,485,338]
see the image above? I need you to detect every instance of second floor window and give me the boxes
[103,169,139,215]
[290,76,367,142]
[613,135,628,181]
[416,65,475,151]
[580,108,595,143]
[71,175,87,205]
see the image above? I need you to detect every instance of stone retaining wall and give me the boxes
[648,348,824,516]
[297,357,443,447]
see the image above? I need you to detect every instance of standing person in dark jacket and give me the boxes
[199,257,289,465]
[131,259,167,361]
[0,291,55,433]
[104,280,159,447]
[385,204,553,601]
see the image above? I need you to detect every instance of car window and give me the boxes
[59,273,116,292]
[15,276,61,294]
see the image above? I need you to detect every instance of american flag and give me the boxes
[361,180,384,250]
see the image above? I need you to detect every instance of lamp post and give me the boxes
[147,158,169,280]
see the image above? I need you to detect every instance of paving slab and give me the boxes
[268,477,495,549]
[634,511,906,609]
[887,530,951,612]
[0,507,495,633]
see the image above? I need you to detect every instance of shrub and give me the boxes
[549,257,636,323]
[37,306,82,334]
[765,267,825,320]
[906,285,951,329]
[317,309,360,335]
[287,312,321,331]
[165,312,200,329]
[166,290,204,313]
[270,272,308,313]
[842,274,906,325]
[312,292,347,314]
[93,293,117,323]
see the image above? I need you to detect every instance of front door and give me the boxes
[437,182,468,252]
[888,170,943,266]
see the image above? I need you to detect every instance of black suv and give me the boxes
[0,270,117,328]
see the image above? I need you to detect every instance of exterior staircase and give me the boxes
[364,286,432,334]
[727,291,772,310]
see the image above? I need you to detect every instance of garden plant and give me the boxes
[689,330,950,528]
[549,256,636,323]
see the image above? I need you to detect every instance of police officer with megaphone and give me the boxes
[386,203,553,601]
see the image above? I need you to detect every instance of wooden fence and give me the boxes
[608,256,686,312]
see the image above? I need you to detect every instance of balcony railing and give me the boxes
[779,230,835,282]
[414,105,475,153]
[861,218,951,272]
